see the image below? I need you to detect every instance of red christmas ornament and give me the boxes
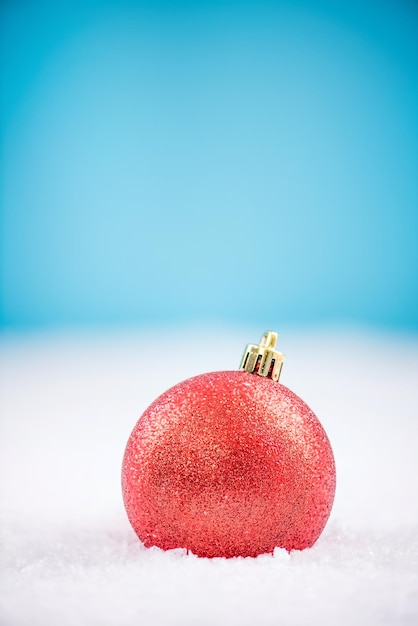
[122,331,336,557]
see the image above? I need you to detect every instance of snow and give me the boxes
[1,327,417,626]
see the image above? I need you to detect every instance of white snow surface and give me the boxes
[1,327,417,626]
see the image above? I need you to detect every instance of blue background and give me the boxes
[1,0,417,332]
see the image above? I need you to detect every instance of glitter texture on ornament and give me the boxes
[122,333,336,557]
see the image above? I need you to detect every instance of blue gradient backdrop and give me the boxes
[1,0,417,331]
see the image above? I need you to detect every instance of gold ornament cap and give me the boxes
[239,331,285,382]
